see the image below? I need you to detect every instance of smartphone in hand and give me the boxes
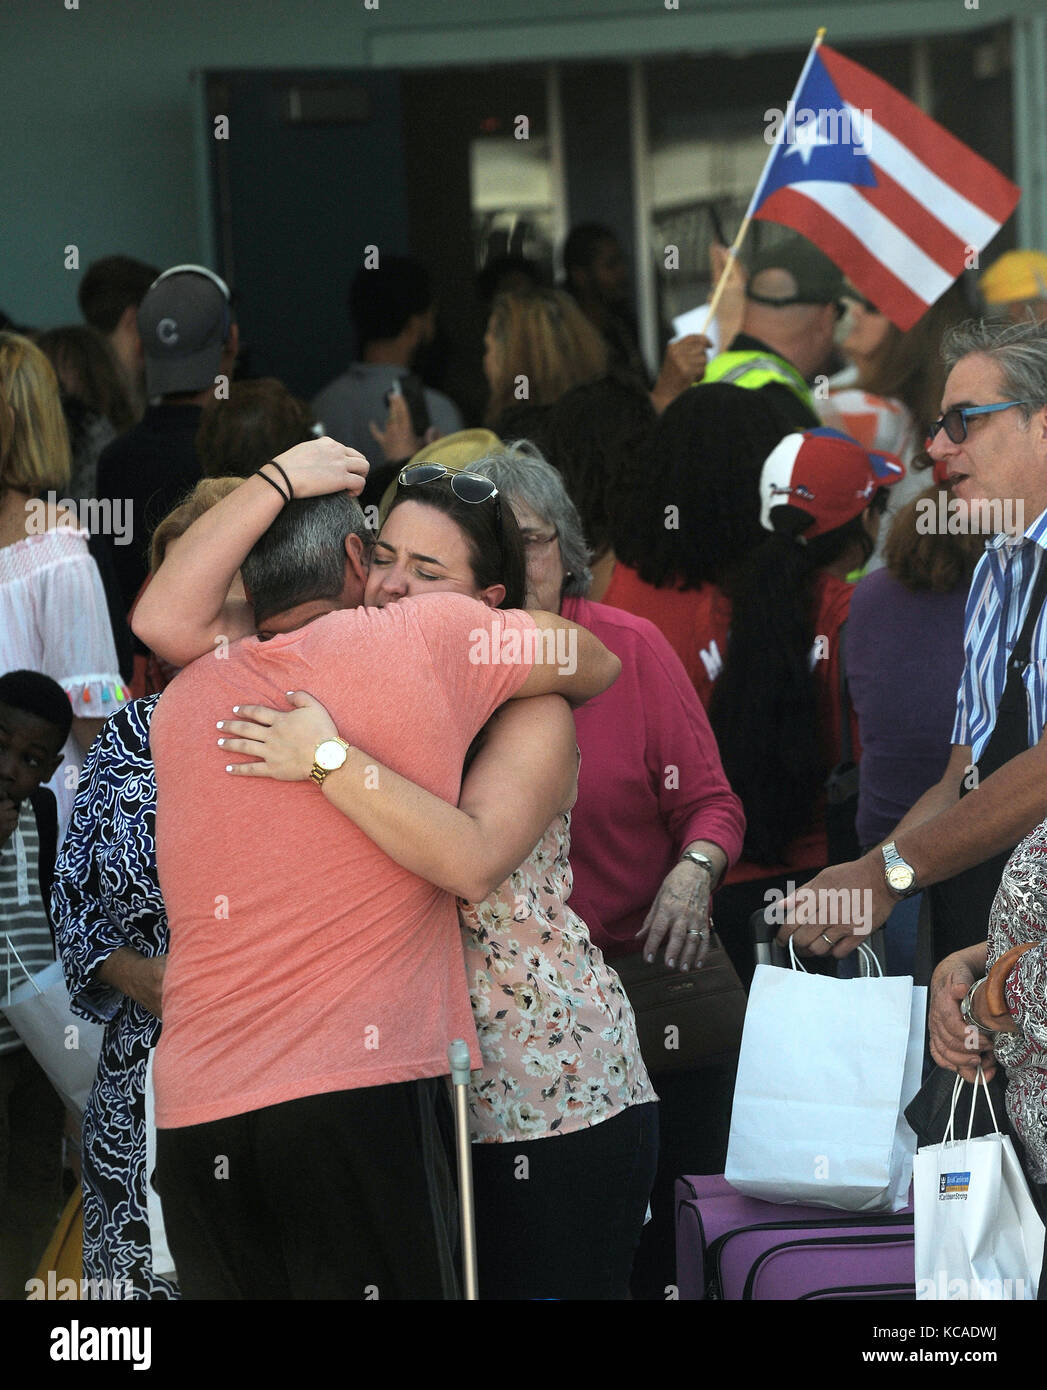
[385,373,431,439]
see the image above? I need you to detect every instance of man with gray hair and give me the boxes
[775,320,1047,1051]
[134,442,619,1300]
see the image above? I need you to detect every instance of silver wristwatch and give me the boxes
[680,849,718,887]
[882,840,918,898]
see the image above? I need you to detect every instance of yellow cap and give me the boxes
[378,428,504,523]
[406,428,502,471]
[979,250,1047,305]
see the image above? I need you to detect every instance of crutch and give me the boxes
[447,1038,479,1300]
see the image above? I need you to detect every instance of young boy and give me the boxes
[0,669,72,1298]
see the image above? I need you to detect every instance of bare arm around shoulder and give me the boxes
[131,440,369,666]
[510,610,621,707]
[221,692,578,902]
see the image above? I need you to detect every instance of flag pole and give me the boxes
[701,26,827,333]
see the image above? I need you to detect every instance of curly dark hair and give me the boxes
[609,383,794,592]
[540,373,655,557]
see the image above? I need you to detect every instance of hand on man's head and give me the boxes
[270,437,370,500]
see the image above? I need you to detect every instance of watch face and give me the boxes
[315,739,346,771]
[886,864,915,893]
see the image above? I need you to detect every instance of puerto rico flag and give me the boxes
[749,42,1020,330]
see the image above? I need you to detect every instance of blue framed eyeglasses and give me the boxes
[929,400,1033,445]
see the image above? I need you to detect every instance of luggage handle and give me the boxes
[750,908,881,976]
[786,932,881,977]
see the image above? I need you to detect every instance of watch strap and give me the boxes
[309,738,349,788]
[680,850,718,886]
[882,840,917,896]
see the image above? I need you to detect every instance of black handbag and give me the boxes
[903,1064,1009,1148]
[613,932,747,1075]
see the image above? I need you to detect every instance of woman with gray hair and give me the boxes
[465,442,746,1295]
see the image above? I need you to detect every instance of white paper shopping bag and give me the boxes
[914,1070,1045,1299]
[3,957,102,1117]
[726,942,924,1212]
[888,980,928,1210]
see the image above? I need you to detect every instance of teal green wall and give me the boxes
[3,0,1044,327]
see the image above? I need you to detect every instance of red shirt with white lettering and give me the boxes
[601,563,731,708]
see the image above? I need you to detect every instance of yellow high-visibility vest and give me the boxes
[700,349,817,416]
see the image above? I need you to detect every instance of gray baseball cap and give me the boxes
[746,237,845,306]
[138,265,231,397]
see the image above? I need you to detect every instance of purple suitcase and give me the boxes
[676,1175,915,1301]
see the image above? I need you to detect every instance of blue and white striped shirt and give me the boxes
[953,506,1047,760]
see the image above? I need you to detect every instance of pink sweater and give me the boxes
[561,597,745,957]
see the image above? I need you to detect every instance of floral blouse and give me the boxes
[988,824,1047,1182]
[460,812,657,1143]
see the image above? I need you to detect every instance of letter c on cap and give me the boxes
[157,317,178,345]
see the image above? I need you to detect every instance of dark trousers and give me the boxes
[155,1078,459,1300]
[470,1101,659,1300]
[630,1063,736,1300]
[0,1046,65,1299]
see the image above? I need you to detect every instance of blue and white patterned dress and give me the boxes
[51,696,177,1299]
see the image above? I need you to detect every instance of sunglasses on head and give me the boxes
[397,462,504,534]
[928,400,1033,445]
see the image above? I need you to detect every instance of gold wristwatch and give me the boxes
[309,737,350,787]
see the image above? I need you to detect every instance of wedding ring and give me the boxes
[820,932,834,945]
[685,928,701,938]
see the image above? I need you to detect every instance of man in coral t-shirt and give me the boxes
[147,487,614,1300]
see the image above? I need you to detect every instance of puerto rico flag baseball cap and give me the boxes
[759,427,905,540]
